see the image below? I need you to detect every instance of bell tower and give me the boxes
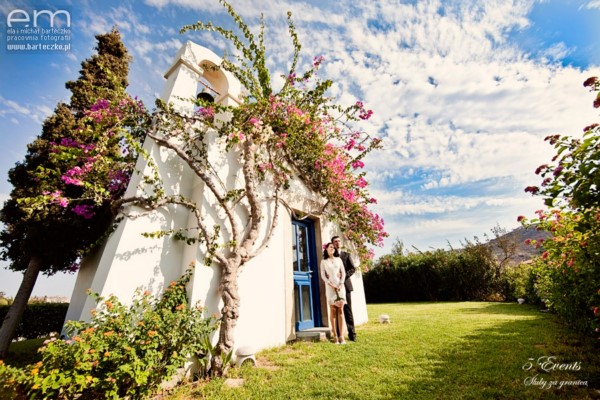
[162,41,242,111]
[64,42,242,326]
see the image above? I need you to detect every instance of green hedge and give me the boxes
[0,303,69,339]
[364,244,498,303]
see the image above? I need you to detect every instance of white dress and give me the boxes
[320,257,346,305]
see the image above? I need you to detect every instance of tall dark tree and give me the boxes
[0,29,135,358]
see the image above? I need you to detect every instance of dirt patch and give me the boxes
[256,357,280,372]
[224,378,244,388]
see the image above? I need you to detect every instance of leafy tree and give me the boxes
[521,76,600,336]
[0,29,144,358]
[482,224,518,279]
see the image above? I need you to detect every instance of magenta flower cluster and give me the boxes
[85,97,146,123]
[61,163,93,186]
[356,101,374,120]
[40,96,144,222]
[43,190,69,207]
[71,204,95,219]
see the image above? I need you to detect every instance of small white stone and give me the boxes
[235,345,256,367]
[379,314,391,324]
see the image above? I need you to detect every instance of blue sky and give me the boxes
[0,0,599,298]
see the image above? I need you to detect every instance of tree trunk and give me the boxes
[211,260,240,376]
[0,255,42,358]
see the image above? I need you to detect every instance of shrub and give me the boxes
[0,268,219,399]
[520,77,600,337]
[498,262,540,303]
[443,243,496,300]
[523,211,600,336]
[0,303,69,340]
[365,244,497,303]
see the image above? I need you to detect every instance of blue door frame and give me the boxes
[292,219,322,331]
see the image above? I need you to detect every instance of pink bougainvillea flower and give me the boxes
[312,55,325,68]
[72,204,95,219]
[351,160,364,169]
[355,177,368,188]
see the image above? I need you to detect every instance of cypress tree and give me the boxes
[0,29,135,357]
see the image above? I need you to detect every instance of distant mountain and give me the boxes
[488,226,551,264]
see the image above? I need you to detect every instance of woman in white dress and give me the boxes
[320,243,347,344]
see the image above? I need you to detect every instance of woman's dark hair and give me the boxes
[323,243,340,259]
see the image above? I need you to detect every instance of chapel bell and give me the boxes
[197,87,215,103]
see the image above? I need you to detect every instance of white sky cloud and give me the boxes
[36,104,53,118]
[584,0,600,9]
[143,0,345,25]
[0,96,30,115]
[262,0,598,253]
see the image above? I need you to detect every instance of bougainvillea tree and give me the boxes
[0,29,146,358]
[141,1,387,374]
[520,76,600,337]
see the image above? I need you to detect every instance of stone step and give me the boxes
[295,327,331,342]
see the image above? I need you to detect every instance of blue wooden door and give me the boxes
[292,219,321,331]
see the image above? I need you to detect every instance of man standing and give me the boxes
[332,235,357,341]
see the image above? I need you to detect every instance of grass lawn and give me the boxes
[169,302,600,400]
[3,337,46,369]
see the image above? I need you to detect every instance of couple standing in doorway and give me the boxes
[320,236,357,344]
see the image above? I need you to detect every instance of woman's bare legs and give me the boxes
[329,305,339,343]
[336,306,346,344]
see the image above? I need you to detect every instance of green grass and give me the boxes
[169,302,600,400]
[3,337,45,369]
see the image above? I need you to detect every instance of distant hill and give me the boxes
[488,226,551,264]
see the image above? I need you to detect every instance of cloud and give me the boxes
[82,13,112,36]
[0,2,15,15]
[36,105,53,118]
[0,96,61,126]
[48,62,72,74]
[540,42,571,61]
[143,0,345,25]
[130,37,183,60]
[371,188,542,253]
[266,0,597,253]
[109,6,152,34]
[0,96,30,115]
[78,3,152,36]
[584,0,600,10]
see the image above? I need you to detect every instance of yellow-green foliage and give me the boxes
[0,269,219,400]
